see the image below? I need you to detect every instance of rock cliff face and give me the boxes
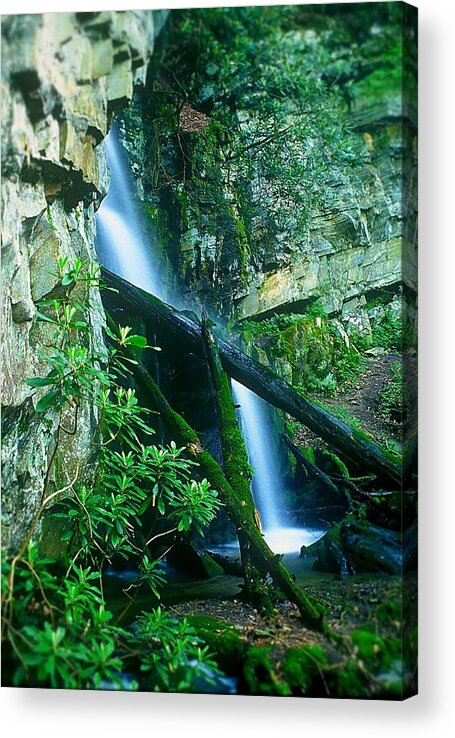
[1,10,167,551]
[1,7,417,552]
[119,8,417,329]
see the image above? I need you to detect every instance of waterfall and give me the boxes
[231,380,283,531]
[232,380,326,554]
[96,125,325,556]
[95,126,165,300]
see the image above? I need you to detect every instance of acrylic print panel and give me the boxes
[1,2,417,698]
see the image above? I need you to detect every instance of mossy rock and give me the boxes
[282,645,327,696]
[200,552,224,578]
[303,521,345,574]
[341,521,402,575]
[322,628,403,699]
[205,550,243,577]
[166,541,223,579]
[351,629,388,671]
[37,514,70,562]
[242,645,290,696]
[185,615,246,673]
[305,518,402,576]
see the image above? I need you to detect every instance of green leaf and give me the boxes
[36,388,61,413]
[35,310,58,324]
[25,377,56,388]
[138,497,152,515]
[124,335,148,348]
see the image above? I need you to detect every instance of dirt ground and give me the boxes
[171,572,407,664]
[294,352,403,449]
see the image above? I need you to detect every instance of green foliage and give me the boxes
[377,360,403,421]
[238,309,366,397]
[2,546,128,689]
[242,645,290,696]
[13,621,124,690]
[131,609,222,692]
[283,645,327,695]
[2,260,222,691]
[370,304,402,351]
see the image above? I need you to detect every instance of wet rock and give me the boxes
[403,520,417,572]
[305,519,402,576]
[302,522,347,574]
[11,298,35,324]
[206,551,243,577]
[342,521,402,575]
[1,10,168,553]
[167,539,224,579]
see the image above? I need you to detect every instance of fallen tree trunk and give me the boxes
[201,312,272,611]
[284,436,376,505]
[127,353,325,631]
[102,268,401,486]
[284,436,343,500]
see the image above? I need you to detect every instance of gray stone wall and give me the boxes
[1,10,166,552]
[118,19,417,327]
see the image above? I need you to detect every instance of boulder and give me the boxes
[303,519,402,575]
[166,539,224,579]
[342,521,402,575]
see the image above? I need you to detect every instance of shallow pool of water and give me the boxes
[212,525,327,556]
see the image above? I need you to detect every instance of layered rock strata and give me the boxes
[1,10,167,551]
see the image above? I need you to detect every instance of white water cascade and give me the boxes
[231,380,326,554]
[96,126,325,556]
[96,126,165,300]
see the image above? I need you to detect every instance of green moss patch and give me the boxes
[185,615,246,673]
[242,645,290,696]
[283,645,327,696]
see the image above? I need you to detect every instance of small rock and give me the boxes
[365,347,386,357]
[11,298,35,323]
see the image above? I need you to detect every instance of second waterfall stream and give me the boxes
[96,127,325,555]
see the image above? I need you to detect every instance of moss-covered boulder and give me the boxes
[336,627,403,699]
[301,521,346,574]
[342,521,402,575]
[304,519,402,575]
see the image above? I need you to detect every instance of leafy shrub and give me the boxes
[2,259,222,690]
[370,304,402,351]
[132,609,222,692]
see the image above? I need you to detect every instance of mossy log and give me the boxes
[284,436,343,500]
[201,312,272,611]
[102,268,401,486]
[128,355,324,631]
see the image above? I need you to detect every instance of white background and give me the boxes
[1,0,454,735]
